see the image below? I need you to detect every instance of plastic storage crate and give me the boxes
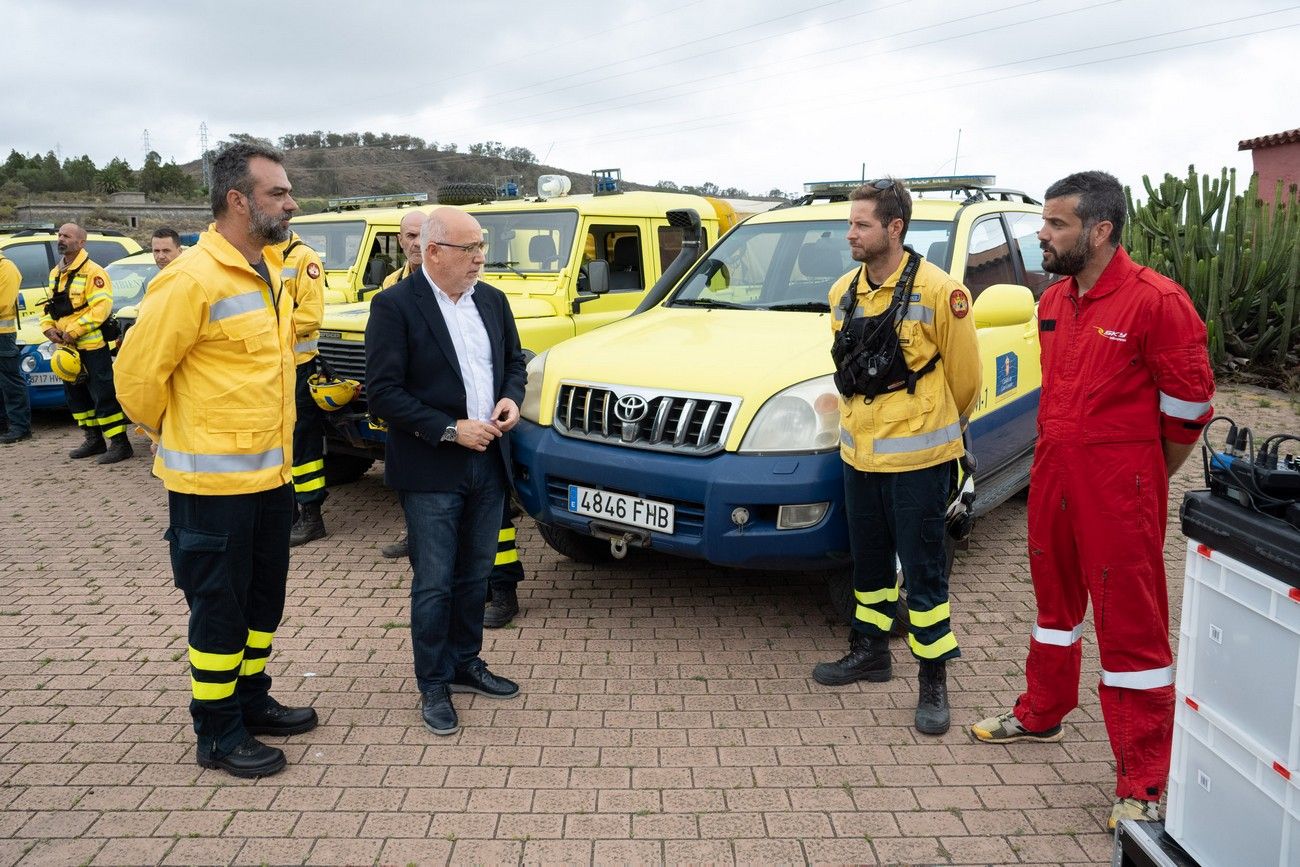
[1166,700,1300,867]
[1175,545,1300,766]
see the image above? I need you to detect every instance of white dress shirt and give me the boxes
[423,266,495,422]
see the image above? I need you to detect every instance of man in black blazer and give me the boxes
[365,207,527,736]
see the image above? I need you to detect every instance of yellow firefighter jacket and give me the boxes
[39,249,113,350]
[0,254,20,335]
[829,251,981,472]
[281,233,324,366]
[114,226,295,495]
[380,261,417,290]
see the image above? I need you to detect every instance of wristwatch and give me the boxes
[440,424,458,443]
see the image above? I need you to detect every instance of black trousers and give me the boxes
[844,460,959,662]
[292,362,326,506]
[490,500,524,594]
[64,344,126,438]
[165,484,293,756]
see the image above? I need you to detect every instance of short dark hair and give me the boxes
[849,177,912,238]
[1044,170,1126,247]
[151,227,181,246]
[210,141,285,217]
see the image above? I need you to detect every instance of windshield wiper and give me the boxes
[669,297,752,310]
[486,260,526,278]
[763,301,830,312]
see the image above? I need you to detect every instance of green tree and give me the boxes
[95,157,135,193]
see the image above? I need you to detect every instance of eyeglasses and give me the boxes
[869,178,906,213]
[431,240,488,254]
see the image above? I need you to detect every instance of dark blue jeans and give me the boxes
[402,449,507,692]
[844,460,960,662]
[0,333,31,435]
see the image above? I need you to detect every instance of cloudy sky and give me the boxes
[2,0,1295,200]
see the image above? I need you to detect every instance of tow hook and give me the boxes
[610,538,629,559]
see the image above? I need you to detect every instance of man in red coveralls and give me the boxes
[971,171,1215,830]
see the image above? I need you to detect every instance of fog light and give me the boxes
[777,502,829,530]
[730,507,750,527]
[20,354,37,373]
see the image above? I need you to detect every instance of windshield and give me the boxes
[669,219,953,311]
[106,263,159,310]
[477,210,578,274]
[292,220,365,270]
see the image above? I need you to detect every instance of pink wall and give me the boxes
[1251,142,1300,205]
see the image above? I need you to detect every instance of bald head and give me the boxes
[421,207,485,298]
[399,210,425,266]
[56,223,87,262]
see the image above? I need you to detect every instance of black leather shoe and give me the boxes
[244,699,318,736]
[450,658,519,699]
[0,430,31,444]
[380,534,409,559]
[421,685,460,735]
[812,631,892,686]
[197,735,286,778]
[483,586,519,629]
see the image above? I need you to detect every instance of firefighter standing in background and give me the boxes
[283,231,329,546]
[115,142,316,778]
[0,250,30,444]
[814,179,980,737]
[380,209,425,291]
[41,222,133,464]
[971,171,1215,830]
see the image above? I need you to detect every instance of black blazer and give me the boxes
[365,270,526,492]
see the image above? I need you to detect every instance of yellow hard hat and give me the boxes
[50,345,83,383]
[308,372,360,411]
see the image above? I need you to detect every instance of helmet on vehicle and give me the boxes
[50,345,83,383]
[308,372,360,411]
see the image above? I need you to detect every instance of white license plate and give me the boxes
[567,485,675,534]
[27,373,61,386]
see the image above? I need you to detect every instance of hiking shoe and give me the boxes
[970,710,1063,744]
[1108,797,1159,830]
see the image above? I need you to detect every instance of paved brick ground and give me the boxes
[1,384,1296,866]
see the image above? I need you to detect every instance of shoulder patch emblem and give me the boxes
[93,275,104,288]
[949,289,969,319]
[306,262,320,280]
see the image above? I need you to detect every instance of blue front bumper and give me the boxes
[512,420,850,570]
[19,344,67,410]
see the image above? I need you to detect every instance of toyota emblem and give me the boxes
[613,394,649,424]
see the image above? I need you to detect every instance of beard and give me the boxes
[249,199,291,245]
[1042,232,1090,275]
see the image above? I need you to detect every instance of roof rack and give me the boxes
[791,175,1040,206]
[326,192,429,212]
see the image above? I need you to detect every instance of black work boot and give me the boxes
[289,502,326,546]
[483,585,520,629]
[380,533,409,559]
[68,428,106,459]
[812,631,892,686]
[96,434,134,465]
[197,735,286,778]
[915,658,951,735]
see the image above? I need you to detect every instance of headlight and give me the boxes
[738,374,840,453]
[519,350,549,422]
[20,354,37,373]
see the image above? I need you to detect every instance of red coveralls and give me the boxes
[1015,247,1214,801]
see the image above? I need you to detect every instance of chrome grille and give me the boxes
[318,333,367,383]
[554,382,738,455]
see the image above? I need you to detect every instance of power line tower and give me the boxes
[142,128,152,157]
[199,122,211,189]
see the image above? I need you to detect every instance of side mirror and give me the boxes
[972,283,1035,328]
[573,260,610,313]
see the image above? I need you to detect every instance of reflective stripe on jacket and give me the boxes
[282,233,324,365]
[39,249,113,350]
[1036,246,1214,446]
[829,253,981,472]
[0,255,19,334]
[113,225,295,495]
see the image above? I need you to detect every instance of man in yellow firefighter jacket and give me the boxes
[813,179,981,736]
[41,222,133,463]
[280,232,330,545]
[115,142,316,778]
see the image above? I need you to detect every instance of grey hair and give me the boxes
[418,211,449,250]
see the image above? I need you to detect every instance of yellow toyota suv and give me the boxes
[511,176,1050,577]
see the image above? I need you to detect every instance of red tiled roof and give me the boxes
[1239,128,1300,150]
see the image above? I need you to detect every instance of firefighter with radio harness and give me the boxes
[41,222,133,464]
[813,179,981,736]
[280,231,333,546]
